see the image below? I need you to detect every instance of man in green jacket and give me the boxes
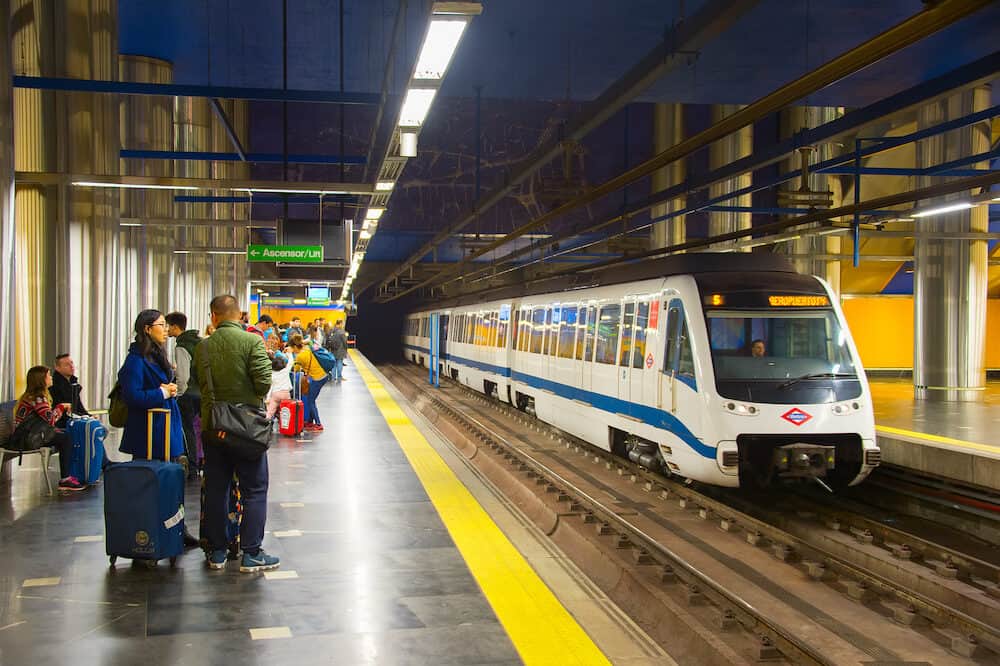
[195,294,278,573]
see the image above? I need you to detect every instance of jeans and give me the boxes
[203,434,268,554]
[177,394,201,464]
[332,357,344,380]
[304,374,329,425]
[50,430,71,478]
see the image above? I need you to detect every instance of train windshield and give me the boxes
[705,308,862,404]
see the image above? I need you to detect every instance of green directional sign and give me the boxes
[247,244,324,263]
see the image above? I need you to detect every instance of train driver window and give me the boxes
[631,301,649,369]
[677,320,694,377]
[619,301,635,366]
[595,304,621,365]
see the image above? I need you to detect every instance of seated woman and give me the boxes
[118,309,197,547]
[287,333,329,432]
[14,365,84,491]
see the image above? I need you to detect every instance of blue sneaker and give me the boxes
[240,550,280,573]
[206,549,228,570]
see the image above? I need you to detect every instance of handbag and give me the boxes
[203,362,274,461]
[8,411,57,453]
[297,356,313,396]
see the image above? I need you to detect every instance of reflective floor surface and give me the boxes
[870,379,1000,445]
[0,361,522,666]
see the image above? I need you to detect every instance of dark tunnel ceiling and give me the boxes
[121,0,999,107]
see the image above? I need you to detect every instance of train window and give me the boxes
[466,314,475,344]
[678,321,694,377]
[664,306,681,373]
[485,311,495,347]
[574,307,588,360]
[595,304,621,365]
[530,308,546,354]
[557,306,578,358]
[511,309,519,349]
[442,315,450,341]
[632,301,649,369]
[540,308,552,356]
[583,305,597,361]
[420,317,427,337]
[619,302,635,366]
[460,314,468,343]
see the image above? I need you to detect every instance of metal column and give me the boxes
[650,103,686,249]
[913,85,991,402]
[0,0,15,400]
[708,104,752,248]
[782,106,845,293]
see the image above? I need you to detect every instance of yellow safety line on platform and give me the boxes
[350,351,609,666]
[877,425,1000,455]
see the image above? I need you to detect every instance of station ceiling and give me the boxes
[118,1,1000,298]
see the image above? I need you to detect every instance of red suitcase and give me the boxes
[278,399,303,436]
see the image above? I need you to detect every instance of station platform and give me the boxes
[0,351,668,665]
[870,379,1000,490]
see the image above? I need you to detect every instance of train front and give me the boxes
[696,271,880,489]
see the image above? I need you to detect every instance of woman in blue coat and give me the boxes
[118,309,185,462]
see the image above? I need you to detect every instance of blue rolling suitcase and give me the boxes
[104,408,185,567]
[67,416,106,484]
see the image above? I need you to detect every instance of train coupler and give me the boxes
[772,443,835,479]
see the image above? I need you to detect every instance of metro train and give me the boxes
[402,254,880,489]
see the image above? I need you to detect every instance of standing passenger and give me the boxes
[166,312,202,477]
[288,334,328,431]
[326,320,349,382]
[195,295,278,572]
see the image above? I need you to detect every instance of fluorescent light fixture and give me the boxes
[413,19,468,80]
[120,222,143,227]
[233,187,349,196]
[73,181,199,191]
[375,180,395,191]
[399,87,438,127]
[173,250,191,254]
[912,201,975,218]
[207,250,245,255]
[400,130,418,157]
[361,220,370,232]
[365,207,385,220]
[292,298,307,305]
[359,229,372,240]
[261,292,270,297]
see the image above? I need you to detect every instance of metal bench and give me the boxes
[0,400,55,496]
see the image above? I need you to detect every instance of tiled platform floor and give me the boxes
[0,361,522,665]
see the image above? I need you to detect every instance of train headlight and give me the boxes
[830,400,862,416]
[723,401,760,416]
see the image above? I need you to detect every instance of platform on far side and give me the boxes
[870,379,1000,490]
[0,351,671,665]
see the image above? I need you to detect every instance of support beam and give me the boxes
[120,216,278,229]
[15,172,375,195]
[377,0,996,302]
[12,76,380,104]
[210,98,247,161]
[120,149,366,165]
[375,0,762,295]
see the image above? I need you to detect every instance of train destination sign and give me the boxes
[247,244,324,263]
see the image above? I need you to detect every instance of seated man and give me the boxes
[49,353,90,427]
[750,339,766,358]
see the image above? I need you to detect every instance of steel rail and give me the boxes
[372,0,762,298]
[384,362,1000,658]
[377,0,995,302]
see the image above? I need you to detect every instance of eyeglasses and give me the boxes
[150,322,168,329]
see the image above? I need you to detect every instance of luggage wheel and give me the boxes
[109,556,117,566]
[169,556,178,567]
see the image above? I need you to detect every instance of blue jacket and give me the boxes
[117,343,185,460]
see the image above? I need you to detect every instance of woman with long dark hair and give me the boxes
[117,309,186,462]
[14,365,83,491]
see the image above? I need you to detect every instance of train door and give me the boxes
[617,299,635,404]
[439,314,449,374]
[578,304,596,393]
[662,298,694,413]
[629,299,651,411]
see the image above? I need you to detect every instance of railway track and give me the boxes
[378,361,1000,664]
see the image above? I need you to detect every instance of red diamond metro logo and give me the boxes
[780,408,812,426]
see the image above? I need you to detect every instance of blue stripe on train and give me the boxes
[402,342,714,459]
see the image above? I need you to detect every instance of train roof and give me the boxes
[424,253,799,310]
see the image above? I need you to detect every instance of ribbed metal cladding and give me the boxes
[650,103,686,250]
[913,85,991,402]
[120,55,174,319]
[64,0,121,403]
[209,99,250,306]
[781,106,845,293]
[11,0,58,392]
[708,104,752,249]
[0,0,16,401]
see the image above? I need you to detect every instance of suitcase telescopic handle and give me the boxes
[147,408,171,461]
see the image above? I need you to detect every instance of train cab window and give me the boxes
[583,305,597,361]
[595,304,621,365]
[619,302,635,366]
[664,306,681,373]
[664,303,694,377]
[678,323,694,377]
[557,306,578,358]
[530,308,546,354]
[631,301,649,369]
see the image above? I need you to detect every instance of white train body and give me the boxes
[403,264,879,488]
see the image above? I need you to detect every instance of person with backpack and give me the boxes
[325,320,349,382]
[288,333,328,432]
[166,312,202,478]
[13,366,82,491]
